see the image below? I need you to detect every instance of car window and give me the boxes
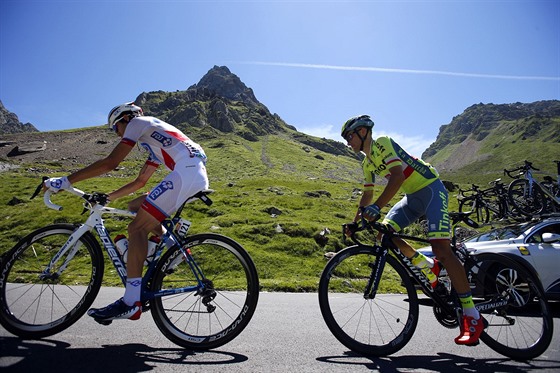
[526,223,560,244]
[467,228,523,242]
[467,225,527,242]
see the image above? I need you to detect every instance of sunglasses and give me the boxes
[112,117,125,133]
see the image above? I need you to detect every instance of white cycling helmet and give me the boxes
[107,102,143,132]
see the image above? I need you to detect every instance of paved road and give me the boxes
[1,288,559,372]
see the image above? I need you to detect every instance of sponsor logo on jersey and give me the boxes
[151,131,173,147]
[149,181,174,200]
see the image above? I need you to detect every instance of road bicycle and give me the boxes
[457,180,521,224]
[0,180,259,350]
[505,160,560,217]
[318,212,553,360]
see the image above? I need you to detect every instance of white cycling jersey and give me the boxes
[120,116,209,222]
[121,116,207,170]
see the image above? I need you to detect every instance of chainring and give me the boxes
[433,304,459,329]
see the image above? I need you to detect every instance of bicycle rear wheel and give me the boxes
[150,233,259,350]
[318,245,419,356]
[0,224,104,338]
[508,179,547,216]
[464,253,553,360]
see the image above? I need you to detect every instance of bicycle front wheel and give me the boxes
[465,253,553,360]
[0,224,104,338]
[508,179,546,216]
[150,233,259,350]
[318,245,419,356]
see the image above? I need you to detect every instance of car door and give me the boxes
[524,221,560,299]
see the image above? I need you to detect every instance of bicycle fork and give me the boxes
[40,224,92,281]
[363,246,387,299]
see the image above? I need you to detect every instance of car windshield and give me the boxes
[466,223,531,242]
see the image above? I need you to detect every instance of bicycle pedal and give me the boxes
[93,318,113,326]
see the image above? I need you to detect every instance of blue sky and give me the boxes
[1,0,559,156]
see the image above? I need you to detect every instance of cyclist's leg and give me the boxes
[424,180,484,344]
[127,192,148,212]
[383,193,439,284]
[89,161,209,322]
[423,183,470,293]
[126,192,166,237]
[383,198,417,256]
[87,208,161,322]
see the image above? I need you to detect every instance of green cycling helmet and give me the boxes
[341,115,374,138]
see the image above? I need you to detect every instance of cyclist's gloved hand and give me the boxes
[45,176,72,193]
[363,204,381,221]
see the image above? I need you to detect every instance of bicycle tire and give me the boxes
[459,197,490,223]
[464,252,553,360]
[149,233,259,350]
[508,179,547,216]
[0,224,104,338]
[318,245,419,356]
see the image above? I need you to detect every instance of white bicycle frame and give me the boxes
[41,188,136,283]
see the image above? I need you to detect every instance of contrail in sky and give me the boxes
[243,61,560,81]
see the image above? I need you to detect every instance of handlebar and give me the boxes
[43,187,86,211]
[342,211,479,247]
[504,160,540,179]
[343,219,430,247]
[31,177,111,212]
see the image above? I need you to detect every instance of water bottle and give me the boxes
[115,234,159,265]
[114,234,129,263]
[175,218,191,238]
[145,235,160,265]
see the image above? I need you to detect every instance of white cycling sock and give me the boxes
[123,277,142,306]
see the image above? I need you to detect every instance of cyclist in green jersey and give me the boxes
[342,114,484,346]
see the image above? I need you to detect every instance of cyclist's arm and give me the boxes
[373,164,405,209]
[108,160,159,202]
[67,142,133,185]
[355,190,374,222]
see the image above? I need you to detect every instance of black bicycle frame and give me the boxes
[363,232,460,317]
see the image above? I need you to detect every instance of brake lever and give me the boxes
[31,176,49,199]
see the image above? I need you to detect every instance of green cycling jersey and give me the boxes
[362,136,439,194]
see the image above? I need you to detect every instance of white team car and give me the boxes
[419,217,560,301]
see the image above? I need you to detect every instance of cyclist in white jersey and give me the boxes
[44,102,209,322]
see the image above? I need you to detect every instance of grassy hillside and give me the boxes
[1,131,411,291]
[425,103,560,186]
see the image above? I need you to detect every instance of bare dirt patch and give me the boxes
[0,128,129,172]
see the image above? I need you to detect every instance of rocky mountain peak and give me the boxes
[0,101,39,134]
[133,66,353,156]
[189,65,259,105]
